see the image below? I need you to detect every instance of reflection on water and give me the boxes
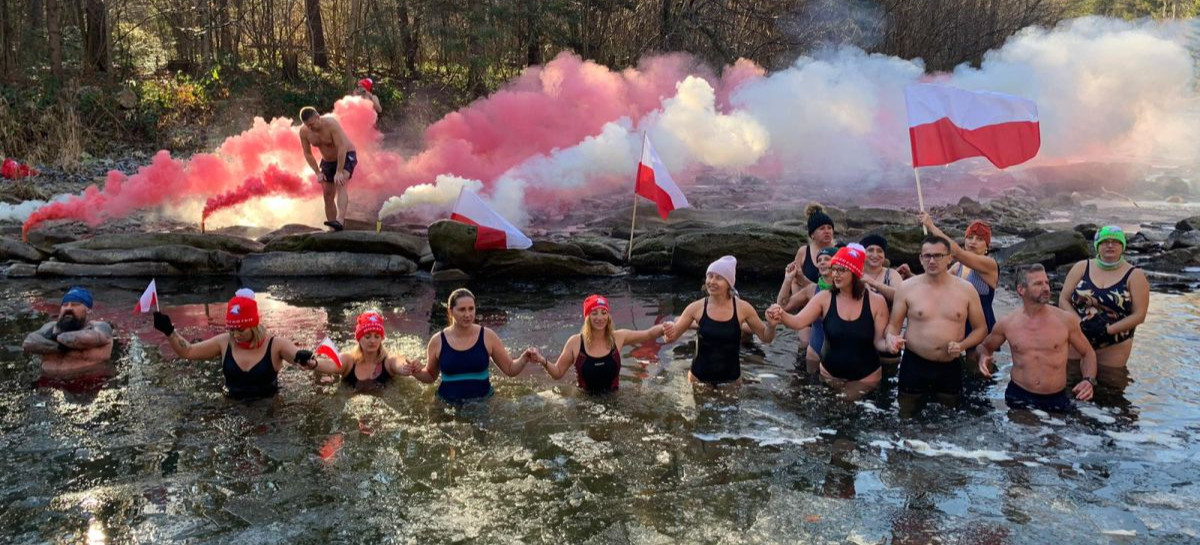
[1,277,1198,543]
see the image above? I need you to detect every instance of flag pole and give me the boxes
[913,167,928,235]
[627,134,645,263]
[153,278,160,311]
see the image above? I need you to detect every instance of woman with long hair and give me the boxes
[537,295,668,393]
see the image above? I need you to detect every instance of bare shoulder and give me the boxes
[1066,260,1087,276]
[1052,305,1081,324]
[736,298,758,313]
[866,290,887,311]
[89,321,113,334]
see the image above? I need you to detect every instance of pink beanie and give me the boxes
[706,255,737,288]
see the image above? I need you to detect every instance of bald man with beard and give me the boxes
[22,287,114,377]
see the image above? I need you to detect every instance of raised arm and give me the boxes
[276,338,315,369]
[22,323,61,355]
[411,335,442,383]
[663,301,702,343]
[740,299,776,344]
[543,335,580,380]
[775,291,829,331]
[919,213,998,288]
[615,323,666,347]
[864,269,899,304]
[165,332,226,361]
[56,321,114,350]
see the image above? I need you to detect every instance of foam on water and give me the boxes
[693,429,823,447]
[870,439,1014,462]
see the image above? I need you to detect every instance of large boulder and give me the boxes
[53,244,239,273]
[0,237,44,262]
[263,230,427,261]
[256,224,322,245]
[37,261,185,277]
[239,252,417,276]
[839,207,913,230]
[57,232,264,254]
[1175,216,1200,232]
[668,225,804,279]
[995,230,1090,269]
[1165,229,1200,250]
[428,220,623,278]
[1141,246,1200,272]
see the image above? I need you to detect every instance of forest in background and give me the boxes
[0,0,1196,167]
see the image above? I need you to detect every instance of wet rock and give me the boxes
[1165,229,1200,250]
[0,238,44,262]
[994,231,1090,269]
[1175,216,1200,232]
[570,236,627,265]
[25,220,88,251]
[957,196,984,217]
[1125,232,1163,253]
[54,245,239,272]
[1073,223,1099,241]
[428,220,623,278]
[256,224,321,245]
[1142,246,1200,272]
[263,230,427,261]
[239,252,417,277]
[4,263,37,277]
[838,207,913,230]
[57,232,264,254]
[431,268,471,282]
[530,240,586,259]
[668,225,804,279]
[37,261,185,277]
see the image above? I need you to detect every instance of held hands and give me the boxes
[977,349,994,377]
[660,321,676,341]
[765,304,785,324]
[946,341,963,356]
[153,312,175,336]
[886,332,906,353]
[294,349,316,369]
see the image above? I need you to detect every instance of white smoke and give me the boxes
[377,175,484,221]
[0,193,73,223]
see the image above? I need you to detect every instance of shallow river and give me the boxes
[1,277,1198,544]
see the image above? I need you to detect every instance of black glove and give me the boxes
[294,349,315,368]
[1080,318,1107,340]
[57,341,71,353]
[153,311,175,336]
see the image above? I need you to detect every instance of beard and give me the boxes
[57,314,84,332]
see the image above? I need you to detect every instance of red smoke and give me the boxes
[22,52,744,237]
[201,165,315,230]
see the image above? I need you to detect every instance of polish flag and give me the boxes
[133,279,158,313]
[636,134,690,219]
[905,84,1040,169]
[450,188,533,250]
[315,337,342,370]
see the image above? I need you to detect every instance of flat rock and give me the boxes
[57,232,264,254]
[256,224,322,245]
[239,252,417,276]
[1175,216,1200,232]
[263,230,427,261]
[431,268,471,282]
[995,231,1090,269]
[1141,246,1200,272]
[5,263,37,277]
[54,245,239,272]
[0,237,44,262]
[1165,229,1200,250]
[37,261,185,277]
[428,220,624,278]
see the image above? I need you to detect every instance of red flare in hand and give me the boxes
[201,165,316,230]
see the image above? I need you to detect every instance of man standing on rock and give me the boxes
[22,287,114,376]
[886,236,988,417]
[977,264,1097,412]
[299,106,357,231]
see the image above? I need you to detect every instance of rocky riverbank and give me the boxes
[3,191,1198,291]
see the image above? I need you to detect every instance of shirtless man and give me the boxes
[355,78,383,114]
[298,106,357,231]
[977,264,1097,412]
[22,287,114,377]
[885,236,988,416]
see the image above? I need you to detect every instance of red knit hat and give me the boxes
[583,294,610,317]
[225,296,260,329]
[355,311,386,340]
[358,78,373,93]
[831,246,866,278]
[965,220,992,248]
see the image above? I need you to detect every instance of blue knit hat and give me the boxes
[62,286,93,309]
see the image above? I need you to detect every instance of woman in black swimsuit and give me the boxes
[767,245,891,400]
[311,311,412,389]
[152,294,317,399]
[538,295,667,393]
[664,256,778,386]
[1058,225,1149,381]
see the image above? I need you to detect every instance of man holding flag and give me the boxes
[22,287,114,377]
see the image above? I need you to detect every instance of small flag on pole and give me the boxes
[450,188,533,250]
[635,134,690,219]
[134,279,158,313]
[315,337,342,370]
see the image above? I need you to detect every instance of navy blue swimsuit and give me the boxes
[437,327,493,403]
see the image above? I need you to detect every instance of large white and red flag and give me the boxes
[905,84,1040,169]
[635,134,690,219]
[133,279,158,313]
[450,188,533,250]
[315,337,342,370]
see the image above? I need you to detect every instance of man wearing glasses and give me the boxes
[885,236,988,416]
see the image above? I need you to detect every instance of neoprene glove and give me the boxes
[1080,317,1107,340]
[294,349,314,368]
[153,312,175,336]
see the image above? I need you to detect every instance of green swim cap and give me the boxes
[1094,225,1126,251]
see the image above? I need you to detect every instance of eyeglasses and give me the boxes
[829,266,849,275]
[919,253,949,261]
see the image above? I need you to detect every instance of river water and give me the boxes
[1,276,1198,544]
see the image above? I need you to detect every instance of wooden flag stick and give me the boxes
[627,133,646,263]
[913,167,928,235]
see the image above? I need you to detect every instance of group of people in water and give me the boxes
[23,206,1150,416]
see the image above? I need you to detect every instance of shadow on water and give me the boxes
[1,278,1198,543]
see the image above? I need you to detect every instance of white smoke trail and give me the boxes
[0,194,73,223]
[377,175,484,221]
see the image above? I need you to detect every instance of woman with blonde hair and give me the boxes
[311,311,412,388]
[537,294,668,393]
[409,288,540,403]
